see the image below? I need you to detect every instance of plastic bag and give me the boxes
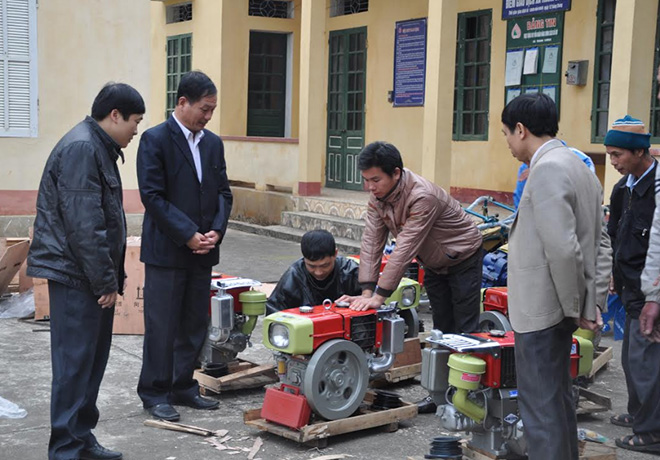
[0,396,27,419]
[0,289,35,319]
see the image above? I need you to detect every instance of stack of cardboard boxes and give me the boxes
[33,237,146,335]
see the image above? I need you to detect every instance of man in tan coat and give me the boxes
[502,93,604,460]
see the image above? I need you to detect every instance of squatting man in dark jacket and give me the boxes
[27,83,145,460]
[266,229,361,314]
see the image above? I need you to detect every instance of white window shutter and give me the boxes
[0,0,37,137]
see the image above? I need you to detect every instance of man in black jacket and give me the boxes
[605,115,660,451]
[266,229,361,314]
[27,83,145,460]
[136,71,232,422]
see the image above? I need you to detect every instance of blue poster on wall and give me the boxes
[502,0,571,19]
[393,18,427,107]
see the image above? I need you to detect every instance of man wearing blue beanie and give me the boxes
[605,115,660,453]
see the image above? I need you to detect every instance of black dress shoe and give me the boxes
[172,394,219,410]
[148,403,180,421]
[79,442,122,460]
[416,395,438,414]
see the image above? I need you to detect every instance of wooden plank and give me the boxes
[588,346,613,379]
[384,363,422,383]
[459,441,616,460]
[392,337,422,368]
[244,392,417,444]
[300,402,417,442]
[194,361,277,393]
[143,419,223,437]
[576,387,612,416]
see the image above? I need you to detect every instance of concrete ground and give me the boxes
[0,229,656,459]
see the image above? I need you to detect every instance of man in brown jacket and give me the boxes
[343,141,482,328]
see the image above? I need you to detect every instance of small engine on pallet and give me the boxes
[198,276,267,369]
[421,330,593,458]
[261,301,406,429]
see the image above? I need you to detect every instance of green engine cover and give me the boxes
[239,290,267,316]
[262,311,314,355]
[573,334,594,377]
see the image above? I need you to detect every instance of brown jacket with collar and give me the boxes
[359,168,482,297]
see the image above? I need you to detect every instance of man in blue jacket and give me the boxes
[136,71,233,422]
[28,83,145,460]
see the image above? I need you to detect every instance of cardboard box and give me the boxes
[31,237,146,335]
[33,277,50,320]
[113,237,145,335]
[0,239,30,296]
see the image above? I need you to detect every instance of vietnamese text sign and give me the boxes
[393,18,427,107]
[502,0,571,19]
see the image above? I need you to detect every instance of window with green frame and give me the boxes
[650,2,660,140]
[247,32,288,137]
[453,10,491,141]
[166,34,192,119]
[591,0,616,142]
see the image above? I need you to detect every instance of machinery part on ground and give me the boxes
[399,307,420,338]
[372,390,402,410]
[200,277,266,367]
[478,310,512,333]
[424,436,463,460]
[421,330,593,458]
[302,339,369,420]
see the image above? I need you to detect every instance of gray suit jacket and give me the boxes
[508,139,605,333]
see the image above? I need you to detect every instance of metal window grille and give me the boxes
[591,0,616,142]
[166,2,193,24]
[453,10,492,141]
[330,0,368,18]
[166,34,192,118]
[248,0,292,19]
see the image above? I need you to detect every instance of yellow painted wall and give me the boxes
[151,0,301,189]
[326,0,428,175]
[148,0,660,197]
[224,139,298,190]
[0,0,152,191]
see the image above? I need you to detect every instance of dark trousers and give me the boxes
[48,281,114,460]
[622,317,660,434]
[137,264,212,408]
[424,247,483,333]
[515,318,578,460]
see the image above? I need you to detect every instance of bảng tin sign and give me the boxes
[502,0,571,19]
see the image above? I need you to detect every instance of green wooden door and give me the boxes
[326,27,367,190]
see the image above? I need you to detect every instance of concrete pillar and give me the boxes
[297,0,326,196]
[421,0,457,190]
[603,0,658,200]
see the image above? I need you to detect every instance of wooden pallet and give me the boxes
[244,390,418,447]
[372,337,423,384]
[407,440,616,460]
[587,346,613,379]
[194,359,277,395]
[576,387,612,416]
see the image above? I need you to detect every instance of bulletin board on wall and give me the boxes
[504,12,564,114]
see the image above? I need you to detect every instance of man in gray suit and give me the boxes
[501,93,604,460]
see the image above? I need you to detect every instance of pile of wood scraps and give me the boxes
[143,419,265,459]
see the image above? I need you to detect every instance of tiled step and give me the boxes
[298,195,369,220]
[281,211,366,241]
[227,220,361,254]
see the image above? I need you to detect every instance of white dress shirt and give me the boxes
[172,113,204,183]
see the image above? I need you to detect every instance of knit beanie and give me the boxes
[604,115,651,150]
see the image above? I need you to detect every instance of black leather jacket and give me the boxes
[607,160,657,317]
[27,117,127,296]
[266,256,361,315]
